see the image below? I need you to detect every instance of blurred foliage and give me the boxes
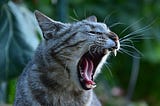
[0,0,39,103]
[0,1,39,82]
[0,0,160,106]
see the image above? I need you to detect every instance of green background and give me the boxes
[0,0,160,106]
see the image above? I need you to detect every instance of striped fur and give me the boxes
[14,11,119,106]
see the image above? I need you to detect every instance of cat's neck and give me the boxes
[28,62,93,105]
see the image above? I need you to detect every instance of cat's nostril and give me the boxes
[108,31,119,41]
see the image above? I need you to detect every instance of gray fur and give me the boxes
[14,10,119,106]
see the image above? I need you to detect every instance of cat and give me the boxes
[14,10,120,106]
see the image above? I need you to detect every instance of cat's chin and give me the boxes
[77,49,114,90]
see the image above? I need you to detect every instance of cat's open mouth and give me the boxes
[78,48,117,90]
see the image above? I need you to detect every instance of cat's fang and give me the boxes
[86,83,96,89]
[113,49,117,56]
[91,84,96,88]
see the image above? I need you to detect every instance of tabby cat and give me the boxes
[14,10,120,106]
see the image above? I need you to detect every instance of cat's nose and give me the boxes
[108,32,119,43]
[104,32,120,50]
[108,31,119,50]
[104,39,116,50]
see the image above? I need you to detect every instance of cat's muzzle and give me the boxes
[78,37,120,90]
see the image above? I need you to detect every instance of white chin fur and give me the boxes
[93,53,110,79]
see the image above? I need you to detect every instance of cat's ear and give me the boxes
[35,10,66,40]
[86,16,97,22]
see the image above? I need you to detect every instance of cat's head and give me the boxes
[35,11,120,90]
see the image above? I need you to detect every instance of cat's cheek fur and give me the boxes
[70,68,84,90]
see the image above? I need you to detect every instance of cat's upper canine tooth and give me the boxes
[113,49,117,56]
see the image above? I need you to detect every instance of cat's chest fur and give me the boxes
[15,61,101,106]
[14,11,120,106]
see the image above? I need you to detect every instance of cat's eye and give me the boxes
[87,31,103,35]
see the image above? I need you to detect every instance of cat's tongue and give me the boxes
[82,58,96,89]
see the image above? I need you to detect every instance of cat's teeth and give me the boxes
[86,84,96,89]
[113,49,117,56]
[86,84,92,89]
[91,84,96,88]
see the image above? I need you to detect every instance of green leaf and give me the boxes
[0,1,39,81]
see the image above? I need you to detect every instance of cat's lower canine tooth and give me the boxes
[86,84,96,89]
[91,84,96,89]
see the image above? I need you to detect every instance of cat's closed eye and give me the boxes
[87,31,103,35]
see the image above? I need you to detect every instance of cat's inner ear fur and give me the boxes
[86,16,97,22]
[35,10,66,40]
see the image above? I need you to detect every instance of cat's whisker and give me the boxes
[120,44,143,56]
[73,9,79,18]
[119,48,141,58]
[103,13,112,24]
[109,22,125,28]
[119,18,144,36]
[103,11,117,24]
[69,9,79,22]
[129,36,152,40]
[103,15,109,24]
[120,39,134,46]
[120,21,153,41]
[128,34,145,39]
[104,62,113,78]
[125,34,153,41]
[120,33,146,42]
[119,48,135,58]
[120,33,144,39]
[120,29,147,41]
[69,16,79,22]
[118,20,153,58]
[117,50,123,54]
